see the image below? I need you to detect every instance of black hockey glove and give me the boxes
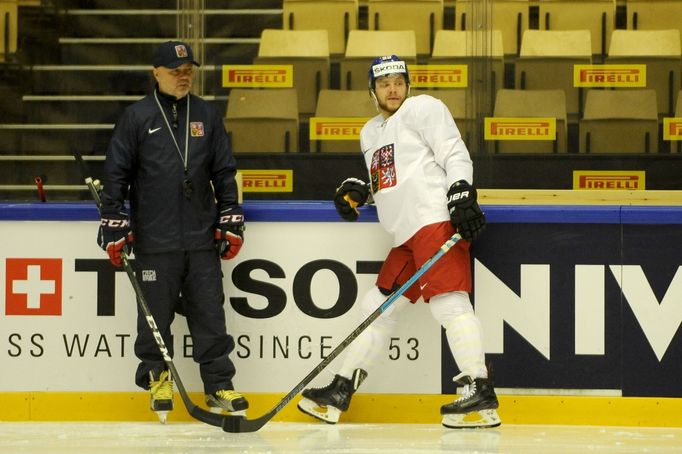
[446,180,486,242]
[215,206,245,260]
[97,208,134,267]
[334,177,370,221]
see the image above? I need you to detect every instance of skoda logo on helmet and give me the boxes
[368,55,410,89]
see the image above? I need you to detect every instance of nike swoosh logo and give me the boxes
[148,127,162,134]
[420,283,428,290]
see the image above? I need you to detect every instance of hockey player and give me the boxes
[297,55,500,429]
[97,41,248,423]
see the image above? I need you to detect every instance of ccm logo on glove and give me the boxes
[215,206,245,260]
[97,210,134,267]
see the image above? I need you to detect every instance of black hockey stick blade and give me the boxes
[219,233,463,433]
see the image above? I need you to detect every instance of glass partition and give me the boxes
[0,0,680,202]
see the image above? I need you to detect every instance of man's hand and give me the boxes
[446,180,486,241]
[334,177,370,221]
[215,206,245,260]
[97,209,134,267]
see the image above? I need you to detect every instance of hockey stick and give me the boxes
[221,231,463,433]
[81,172,231,429]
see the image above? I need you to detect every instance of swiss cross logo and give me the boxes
[5,258,62,316]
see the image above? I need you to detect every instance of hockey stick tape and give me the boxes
[343,194,359,210]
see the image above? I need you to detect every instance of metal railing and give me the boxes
[177,0,205,96]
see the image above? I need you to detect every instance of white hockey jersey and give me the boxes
[360,94,473,246]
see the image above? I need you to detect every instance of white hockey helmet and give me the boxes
[368,55,410,90]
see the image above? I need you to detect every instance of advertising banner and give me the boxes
[2,205,681,398]
[1,221,442,394]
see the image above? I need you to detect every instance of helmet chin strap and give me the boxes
[370,90,380,113]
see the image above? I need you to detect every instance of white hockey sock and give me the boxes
[430,291,487,379]
[338,286,407,378]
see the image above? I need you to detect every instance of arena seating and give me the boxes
[0,0,18,62]
[3,0,682,201]
[606,29,681,117]
[311,89,375,152]
[254,29,331,117]
[515,30,592,119]
[428,29,504,112]
[282,0,358,56]
[340,30,417,90]
[367,0,443,56]
[579,89,659,153]
[627,0,682,49]
[538,0,616,58]
[455,0,528,56]
[491,88,568,153]
[225,88,299,153]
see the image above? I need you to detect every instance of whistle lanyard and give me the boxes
[154,90,190,174]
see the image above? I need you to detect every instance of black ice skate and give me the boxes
[149,370,174,424]
[297,368,368,424]
[440,373,501,429]
[205,389,249,416]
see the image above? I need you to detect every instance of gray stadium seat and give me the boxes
[225,88,299,153]
[515,30,592,119]
[491,88,568,153]
[579,89,659,153]
[0,0,18,62]
[538,0,616,57]
[312,89,376,152]
[455,0,529,56]
[606,29,681,116]
[368,0,443,56]
[254,29,330,117]
[282,0,358,56]
[429,30,505,112]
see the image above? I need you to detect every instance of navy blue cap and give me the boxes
[152,41,200,68]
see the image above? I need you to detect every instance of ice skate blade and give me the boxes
[156,411,169,424]
[297,398,341,424]
[208,406,247,417]
[442,409,501,429]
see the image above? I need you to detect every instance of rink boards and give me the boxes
[0,198,681,426]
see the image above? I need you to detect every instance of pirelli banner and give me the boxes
[484,117,557,141]
[238,170,293,193]
[572,171,646,190]
[663,118,682,140]
[1,203,680,400]
[221,65,294,88]
[573,64,647,88]
[309,117,370,141]
[409,65,468,88]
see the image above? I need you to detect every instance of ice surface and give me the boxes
[0,421,680,454]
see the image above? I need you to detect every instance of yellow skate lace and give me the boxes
[215,389,244,401]
[150,370,173,400]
